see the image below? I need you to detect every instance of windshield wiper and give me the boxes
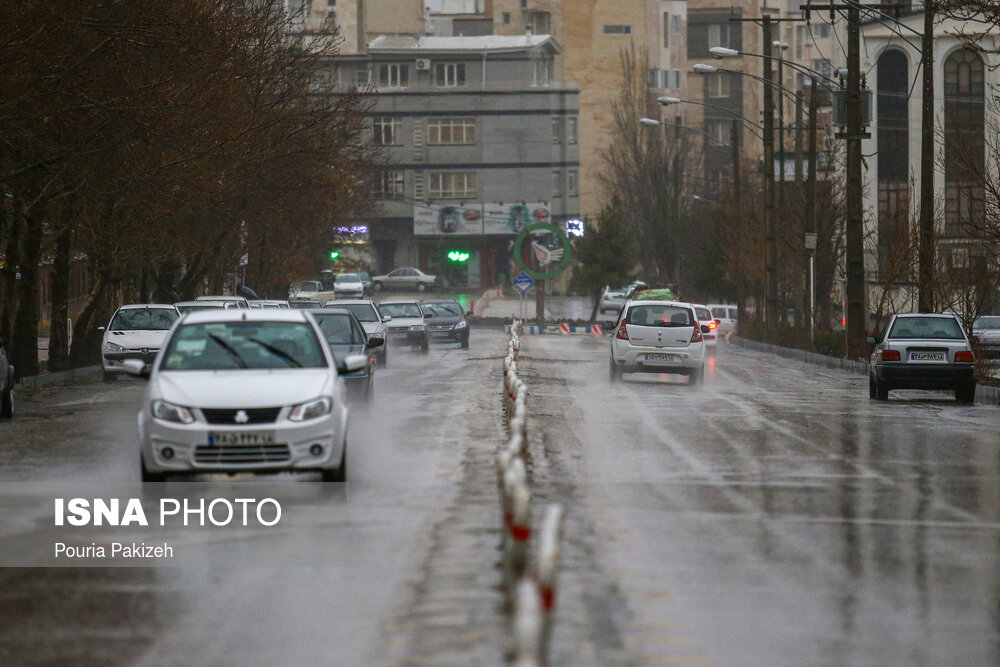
[248,338,302,368]
[208,333,247,368]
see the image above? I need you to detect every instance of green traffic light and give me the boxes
[330,250,340,261]
[447,250,470,262]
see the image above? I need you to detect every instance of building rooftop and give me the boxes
[368,34,562,55]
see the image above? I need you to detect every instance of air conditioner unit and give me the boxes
[415,59,431,71]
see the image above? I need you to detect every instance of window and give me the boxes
[708,24,730,48]
[647,69,683,90]
[435,62,466,87]
[552,170,562,196]
[427,117,476,144]
[568,169,578,196]
[663,13,669,48]
[815,23,830,38]
[372,117,401,145]
[530,12,550,34]
[376,170,404,199]
[552,117,562,143]
[503,12,510,24]
[378,63,409,88]
[706,120,730,146]
[567,117,578,144]
[811,59,832,80]
[672,15,682,34]
[706,72,729,98]
[603,25,632,35]
[354,66,371,85]
[429,172,477,198]
[944,48,985,237]
[520,0,527,7]
[327,0,335,5]
[531,59,554,86]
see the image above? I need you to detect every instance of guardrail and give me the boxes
[498,318,564,665]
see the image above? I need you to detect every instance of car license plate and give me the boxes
[644,353,677,362]
[909,352,945,362]
[208,431,275,447]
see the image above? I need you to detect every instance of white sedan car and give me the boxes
[101,304,181,382]
[127,309,365,482]
[609,300,707,385]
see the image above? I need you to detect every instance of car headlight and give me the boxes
[409,325,426,331]
[288,397,333,422]
[105,341,125,352]
[151,400,195,424]
[453,321,467,330]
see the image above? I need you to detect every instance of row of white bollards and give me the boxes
[500,319,564,666]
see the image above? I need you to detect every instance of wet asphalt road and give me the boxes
[2,320,1000,666]
[521,334,1000,666]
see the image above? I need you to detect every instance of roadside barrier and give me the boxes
[498,318,565,664]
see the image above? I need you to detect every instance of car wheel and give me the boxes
[461,335,470,349]
[322,439,347,482]
[956,382,976,404]
[875,379,889,401]
[416,282,427,292]
[688,367,704,386]
[421,337,430,353]
[1,385,12,419]
[609,359,621,383]
[868,374,877,399]
[140,456,166,483]
[372,281,383,292]
[103,371,118,383]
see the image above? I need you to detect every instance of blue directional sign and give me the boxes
[512,271,534,295]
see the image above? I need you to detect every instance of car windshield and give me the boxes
[380,303,422,318]
[341,303,379,322]
[295,282,318,292]
[109,308,178,331]
[889,317,964,340]
[626,304,693,327]
[314,314,365,344]
[176,304,223,313]
[974,316,1000,331]
[160,321,327,370]
[288,301,320,309]
[335,273,360,284]
[422,302,463,317]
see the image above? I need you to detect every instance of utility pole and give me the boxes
[918,4,935,312]
[794,91,804,184]
[762,18,777,333]
[731,118,741,203]
[806,80,819,341]
[776,42,786,208]
[843,2,866,360]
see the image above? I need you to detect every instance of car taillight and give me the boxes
[881,349,901,361]
[690,328,703,343]
[616,321,629,340]
[955,350,974,363]
[709,321,718,330]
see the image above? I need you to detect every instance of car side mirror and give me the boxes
[382,315,392,322]
[465,311,474,318]
[342,353,368,373]
[366,338,384,349]
[865,336,876,345]
[700,325,710,334]
[121,359,150,379]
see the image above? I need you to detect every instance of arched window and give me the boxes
[944,48,985,237]
[876,50,909,280]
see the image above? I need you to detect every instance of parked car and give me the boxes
[333,272,366,300]
[609,300,707,385]
[288,300,322,310]
[309,308,381,401]
[195,295,249,309]
[377,299,429,352]
[371,267,440,292]
[127,308,362,482]
[692,303,719,353]
[868,313,976,402]
[175,300,240,314]
[327,299,390,367]
[972,315,1000,358]
[101,304,181,382]
[707,303,738,338]
[421,299,471,349]
[0,335,13,418]
[288,281,335,304]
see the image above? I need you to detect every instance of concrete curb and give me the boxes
[731,336,1000,406]
[16,365,102,388]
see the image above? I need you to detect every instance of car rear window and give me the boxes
[695,307,712,320]
[626,304,694,327]
[888,317,964,340]
[341,303,379,322]
[711,307,728,319]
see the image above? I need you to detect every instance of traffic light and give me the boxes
[330,250,340,261]
[447,250,470,263]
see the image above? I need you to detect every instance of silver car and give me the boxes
[126,309,365,482]
[377,299,429,352]
[609,300,707,385]
[326,299,391,367]
[868,313,976,402]
[972,315,1000,359]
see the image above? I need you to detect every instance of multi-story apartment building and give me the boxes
[325,34,579,287]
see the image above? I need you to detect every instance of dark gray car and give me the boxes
[309,309,383,401]
[420,300,471,349]
[0,336,12,418]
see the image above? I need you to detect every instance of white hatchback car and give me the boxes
[609,300,707,385]
[692,303,719,353]
[101,304,181,382]
[126,309,365,482]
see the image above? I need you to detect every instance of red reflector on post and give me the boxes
[955,351,974,363]
[881,350,901,361]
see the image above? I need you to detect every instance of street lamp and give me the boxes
[657,96,764,140]
[709,46,841,89]
[639,117,728,147]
